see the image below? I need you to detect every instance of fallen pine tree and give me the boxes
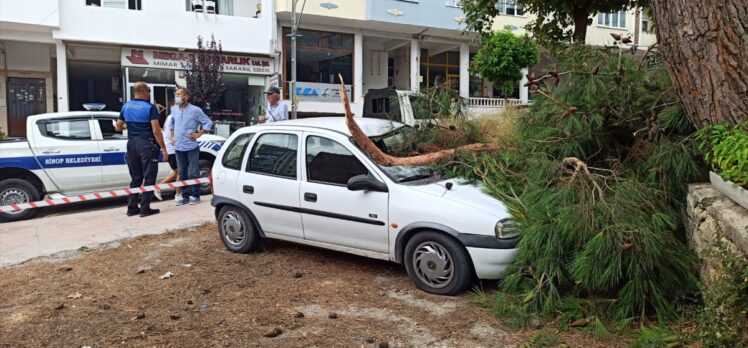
[340,44,707,325]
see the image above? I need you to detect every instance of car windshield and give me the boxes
[366,127,442,183]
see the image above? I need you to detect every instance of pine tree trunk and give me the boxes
[338,76,500,167]
[650,0,748,128]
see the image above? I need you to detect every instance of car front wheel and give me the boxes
[403,231,474,296]
[217,206,261,253]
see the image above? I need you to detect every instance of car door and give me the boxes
[94,116,171,189]
[237,131,304,239]
[299,133,389,253]
[93,116,131,188]
[29,116,103,192]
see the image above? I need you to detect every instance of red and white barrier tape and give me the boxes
[0,178,211,214]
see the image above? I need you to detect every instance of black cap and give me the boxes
[265,86,281,94]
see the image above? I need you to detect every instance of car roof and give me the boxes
[27,111,120,122]
[254,117,405,137]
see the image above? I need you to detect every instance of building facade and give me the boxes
[1,0,276,138]
[0,0,657,137]
[274,1,654,118]
[275,0,505,117]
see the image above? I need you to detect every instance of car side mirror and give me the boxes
[347,174,388,193]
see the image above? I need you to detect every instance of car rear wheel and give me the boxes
[0,179,41,222]
[198,159,212,195]
[403,231,473,295]
[217,206,261,253]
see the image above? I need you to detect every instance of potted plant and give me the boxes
[695,121,748,209]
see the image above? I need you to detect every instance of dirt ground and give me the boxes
[0,224,627,347]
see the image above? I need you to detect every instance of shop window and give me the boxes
[420,49,461,90]
[127,67,175,85]
[87,0,142,10]
[283,28,354,101]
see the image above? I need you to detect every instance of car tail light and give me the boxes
[208,171,214,195]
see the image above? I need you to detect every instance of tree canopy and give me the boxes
[460,0,646,43]
[470,30,539,97]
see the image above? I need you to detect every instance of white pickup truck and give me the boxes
[0,111,224,222]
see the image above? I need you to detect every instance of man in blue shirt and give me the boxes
[168,87,213,205]
[115,82,168,217]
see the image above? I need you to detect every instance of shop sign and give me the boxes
[295,82,352,102]
[121,48,272,75]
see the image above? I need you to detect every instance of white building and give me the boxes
[0,0,657,137]
[1,0,276,137]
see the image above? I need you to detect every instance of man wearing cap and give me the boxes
[259,87,288,123]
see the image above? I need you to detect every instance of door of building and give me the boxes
[7,78,46,137]
[127,83,175,123]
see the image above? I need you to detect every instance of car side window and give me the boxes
[247,133,298,179]
[97,118,126,140]
[306,135,368,186]
[222,133,255,170]
[37,119,92,140]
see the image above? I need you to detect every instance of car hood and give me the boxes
[405,180,509,218]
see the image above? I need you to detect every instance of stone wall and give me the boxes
[686,183,748,282]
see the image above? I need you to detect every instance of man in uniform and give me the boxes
[115,82,168,217]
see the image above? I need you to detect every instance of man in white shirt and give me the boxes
[153,110,181,201]
[260,87,288,123]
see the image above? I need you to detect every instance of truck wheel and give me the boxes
[198,159,213,195]
[403,231,474,296]
[0,179,41,222]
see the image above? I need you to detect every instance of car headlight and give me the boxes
[495,218,519,239]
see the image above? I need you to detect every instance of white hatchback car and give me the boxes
[210,118,519,295]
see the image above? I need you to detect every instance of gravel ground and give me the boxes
[0,224,627,347]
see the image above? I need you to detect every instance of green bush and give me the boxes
[444,44,706,322]
[695,121,748,187]
[471,30,540,97]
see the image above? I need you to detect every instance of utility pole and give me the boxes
[289,0,298,119]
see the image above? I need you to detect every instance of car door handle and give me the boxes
[42,149,60,154]
[243,185,254,194]
[103,147,120,152]
[304,192,317,202]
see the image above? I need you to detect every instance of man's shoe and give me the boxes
[126,210,140,217]
[189,197,201,205]
[176,197,187,206]
[139,208,160,217]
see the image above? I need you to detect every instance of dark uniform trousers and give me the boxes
[126,138,159,213]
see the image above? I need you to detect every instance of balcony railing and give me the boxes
[467,97,524,108]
